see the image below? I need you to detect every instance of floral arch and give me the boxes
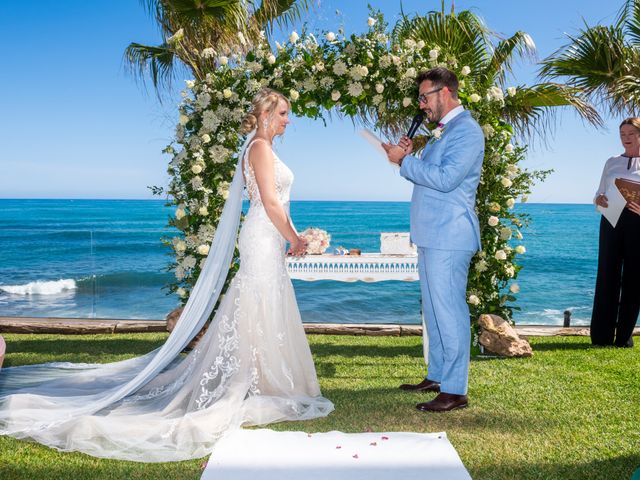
[163,12,542,328]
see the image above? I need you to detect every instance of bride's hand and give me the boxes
[287,236,308,256]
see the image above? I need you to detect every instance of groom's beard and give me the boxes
[423,99,444,123]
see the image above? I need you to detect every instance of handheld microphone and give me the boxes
[406,112,425,138]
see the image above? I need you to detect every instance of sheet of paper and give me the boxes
[359,129,393,163]
[597,181,626,227]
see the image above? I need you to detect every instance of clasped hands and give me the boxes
[382,135,414,165]
[596,194,640,215]
[287,235,308,256]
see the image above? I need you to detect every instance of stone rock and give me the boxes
[478,314,533,357]
[0,334,5,369]
[165,307,207,349]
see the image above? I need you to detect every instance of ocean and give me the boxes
[0,199,600,326]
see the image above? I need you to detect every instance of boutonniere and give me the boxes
[429,125,444,142]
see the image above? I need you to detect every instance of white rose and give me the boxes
[469,93,481,103]
[368,17,376,27]
[417,40,426,50]
[482,124,495,138]
[289,89,300,101]
[201,133,211,144]
[175,240,186,253]
[468,294,480,306]
[495,250,507,261]
[267,54,276,65]
[500,227,512,240]
[461,66,471,76]
[429,49,439,60]
[197,244,210,256]
[488,216,499,227]
[505,265,515,278]
[198,206,209,216]
[432,128,443,139]
[402,97,412,107]
[488,202,501,213]
[404,67,417,78]
[505,143,515,153]
[509,283,520,294]
[501,177,513,188]
[175,208,186,220]
[185,80,195,89]
[176,287,187,298]
[179,113,189,126]
[515,245,526,254]
[289,31,299,43]
[331,90,341,101]
[475,260,488,272]
[506,198,516,208]
[375,83,384,93]
[223,88,232,98]
[218,56,228,66]
[507,86,517,96]
[325,32,336,42]
[191,164,203,174]
[201,47,215,58]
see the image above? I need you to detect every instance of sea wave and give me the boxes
[0,279,77,295]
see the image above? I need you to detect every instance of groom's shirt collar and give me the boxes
[438,105,465,126]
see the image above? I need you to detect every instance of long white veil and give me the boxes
[0,130,269,460]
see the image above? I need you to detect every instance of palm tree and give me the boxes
[392,4,602,136]
[540,0,640,116]
[125,0,311,95]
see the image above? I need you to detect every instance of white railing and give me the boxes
[286,253,419,282]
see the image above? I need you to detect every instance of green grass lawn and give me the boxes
[1,333,638,480]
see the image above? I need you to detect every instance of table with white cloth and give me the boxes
[285,253,428,364]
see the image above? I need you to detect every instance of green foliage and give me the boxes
[540,0,640,116]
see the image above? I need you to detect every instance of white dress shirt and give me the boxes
[594,155,640,204]
[438,105,465,126]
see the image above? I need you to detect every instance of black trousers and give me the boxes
[591,208,640,346]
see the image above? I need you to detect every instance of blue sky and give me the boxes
[0,0,627,202]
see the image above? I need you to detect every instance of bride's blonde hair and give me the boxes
[240,88,291,134]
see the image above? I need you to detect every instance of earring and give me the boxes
[262,120,268,130]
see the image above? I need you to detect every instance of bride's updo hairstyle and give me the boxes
[240,88,290,134]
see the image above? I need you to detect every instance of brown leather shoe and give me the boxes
[399,378,440,392]
[416,392,468,412]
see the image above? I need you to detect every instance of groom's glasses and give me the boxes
[417,87,443,103]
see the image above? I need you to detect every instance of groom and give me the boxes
[383,67,484,412]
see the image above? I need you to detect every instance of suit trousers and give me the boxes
[591,208,640,347]
[418,247,474,395]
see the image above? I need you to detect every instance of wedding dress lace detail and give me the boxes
[0,138,333,462]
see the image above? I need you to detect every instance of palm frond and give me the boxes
[619,0,640,46]
[392,9,491,75]
[251,0,312,35]
[502,83,602,139]
[539,23,632,114]
[484,31,536,86]
[124,43,177,93]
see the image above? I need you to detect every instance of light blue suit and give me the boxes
[400,109,484,395]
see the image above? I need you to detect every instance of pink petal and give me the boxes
[369,442,377,446]
[336,446,342,449]
[381,436,389,440]
[352,454,359,459]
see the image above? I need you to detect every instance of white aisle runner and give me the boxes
[201,429,471,480]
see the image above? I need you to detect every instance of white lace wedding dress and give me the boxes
[0,138,333,462]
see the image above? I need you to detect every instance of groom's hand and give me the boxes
[399,135,413,155]
[382,142,408,165]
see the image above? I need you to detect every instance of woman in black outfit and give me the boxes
[592,117,640,347]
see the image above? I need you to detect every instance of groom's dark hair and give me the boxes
[416,68,459,99]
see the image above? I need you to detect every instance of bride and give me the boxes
[0,88,334,462]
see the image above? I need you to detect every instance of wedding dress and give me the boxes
[0,133,333,462]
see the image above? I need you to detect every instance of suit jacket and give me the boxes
[400,110,485,252]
